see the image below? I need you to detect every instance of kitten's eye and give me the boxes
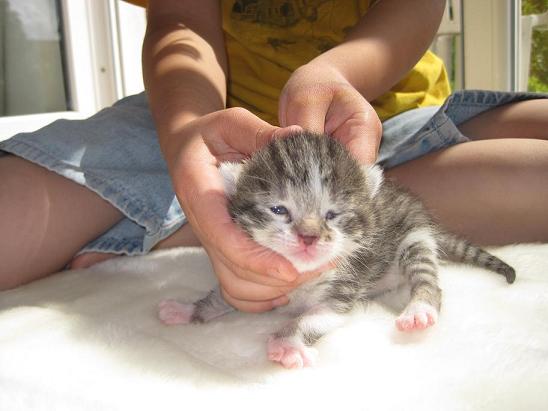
[325,210,338,220]
[270,205,289,216]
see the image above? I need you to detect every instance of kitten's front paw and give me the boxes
[267,337,318,369]
[396,302,438,332]
[158,299,194,325]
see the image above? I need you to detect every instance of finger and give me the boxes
[218,271,288,302]
[271,125,304,140]
[331,115,381,164]
[325,93,382,165]
[210,250,293,299]
[279,85,332,133]
[203,107,279,157]
[203,114,302,162]
[175,159,299,283]
[195,194,299,284]
[211,208,299,282]
[216,253,293,288]
[221,287,289,313]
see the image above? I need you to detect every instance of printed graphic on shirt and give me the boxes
[223,0,450,123]
[228,0,361,54]
[230,0,333,27]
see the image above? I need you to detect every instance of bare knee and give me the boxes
[0,155,123,289]
[386,139,548,244]
[459,99,548,141]
[153,223,202,250]
[0,156,65,288]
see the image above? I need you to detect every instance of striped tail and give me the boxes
[438,233,516,284]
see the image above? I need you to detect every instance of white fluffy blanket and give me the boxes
[1,244,547,410]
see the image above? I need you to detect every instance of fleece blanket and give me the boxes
[1,244,547,411]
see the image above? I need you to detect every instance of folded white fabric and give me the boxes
[1,244,547,411]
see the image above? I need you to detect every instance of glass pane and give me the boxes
[431,0,464,91]
[521,0,548,92]
[0,0,68,116]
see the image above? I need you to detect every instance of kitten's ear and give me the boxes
[362,164,384,198]
[219,161,244,196]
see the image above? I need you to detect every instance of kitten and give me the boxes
[158,131,515,369]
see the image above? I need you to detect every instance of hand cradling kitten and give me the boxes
[158,131,515,369]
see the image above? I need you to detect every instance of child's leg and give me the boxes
[386,100,548,245]
[458,99,548,141]
[69,99,548,268]
[69,213,202,269]
[0,156,123,289]
[0,91,207,278]
[144,99,548,249]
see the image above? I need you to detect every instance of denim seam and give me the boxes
[77,236,145,256]
[397,114,450,155]
[435,117,467,145]
[445,90,548,108]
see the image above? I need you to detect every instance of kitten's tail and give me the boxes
[438,233,516,284]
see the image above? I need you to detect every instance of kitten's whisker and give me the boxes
[218,131,514,360]
[243,175,271,185]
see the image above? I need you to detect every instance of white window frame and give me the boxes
[0,0,136,141]
[461,0,520,91]
[111,0,147,97]
[433,0,527,92]
[3,0,532,142]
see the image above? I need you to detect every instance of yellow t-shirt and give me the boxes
[124,0,450,123]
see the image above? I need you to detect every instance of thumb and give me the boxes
[203,108,279,156]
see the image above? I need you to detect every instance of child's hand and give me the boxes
[167,108,316,313]
[279,64,382,164]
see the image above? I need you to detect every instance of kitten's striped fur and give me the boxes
[158,132,515,369]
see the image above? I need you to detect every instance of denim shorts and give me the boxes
[1,90,545,256]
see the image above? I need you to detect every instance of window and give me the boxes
[0,0,68,117]
[432,0,464,91]
[433,0,548,92]
[0,0,146,141]
[521,0,548,92]
[1,0,542,143]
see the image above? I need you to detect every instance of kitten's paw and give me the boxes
[158,299,194,325]
[396,302,438,332]
[267,337,318,369]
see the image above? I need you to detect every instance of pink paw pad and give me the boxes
[158,299,194,325]
[267,337,318,369]
[396,302,438,332]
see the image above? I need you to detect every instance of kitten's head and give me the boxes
[220,132,383,273]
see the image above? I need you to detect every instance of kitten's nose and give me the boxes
[298,234,319,246]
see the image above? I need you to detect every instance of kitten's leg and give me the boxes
[395,229,442,332]
[158,287,235,325]
[268,305,348,369]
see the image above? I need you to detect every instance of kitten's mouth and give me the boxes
[291,246,319,262]
[287,244,336,273]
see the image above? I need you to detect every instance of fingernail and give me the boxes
[272,295,289,307]
[267,268,296,282]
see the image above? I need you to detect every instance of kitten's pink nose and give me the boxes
[298,234,319,246]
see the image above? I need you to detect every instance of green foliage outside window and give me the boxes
[522,0,548,92]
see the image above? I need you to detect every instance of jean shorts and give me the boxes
[0,90,545,256]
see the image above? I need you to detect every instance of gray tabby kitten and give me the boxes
[158,132,515,369]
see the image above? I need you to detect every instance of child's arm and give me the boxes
[319,0,446,101]
[143,0,308,313]
[143,0,227,166]
[279,0,447,164]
